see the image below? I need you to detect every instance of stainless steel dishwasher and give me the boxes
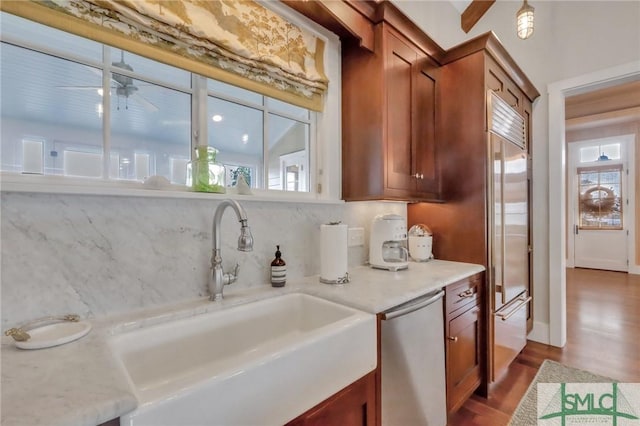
[380,289,447,426]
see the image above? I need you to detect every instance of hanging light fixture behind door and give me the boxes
[516,0,535,39]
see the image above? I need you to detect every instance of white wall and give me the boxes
[392,0,640,344]
[1,117,191,180]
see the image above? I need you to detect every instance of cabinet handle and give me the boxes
[495,296,532,321]
[413,173,424,179]
[458,288,474,298]
[447,336,458,342]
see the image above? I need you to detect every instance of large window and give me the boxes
[1,11,313,193]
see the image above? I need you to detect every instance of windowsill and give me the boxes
[0,173,344,205]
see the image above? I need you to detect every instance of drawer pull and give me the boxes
[458,288,474,298]
[447,336,458,342]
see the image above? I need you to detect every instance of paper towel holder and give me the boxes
[320,273,350,285]
[320,221,349,285]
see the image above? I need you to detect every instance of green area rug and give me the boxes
[509,359,615,425]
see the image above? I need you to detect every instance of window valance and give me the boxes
[0,0,329,111]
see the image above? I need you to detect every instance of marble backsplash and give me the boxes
[1,192,405,327]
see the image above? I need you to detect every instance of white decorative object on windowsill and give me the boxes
[235,174,253,195]
[143,175,171,190]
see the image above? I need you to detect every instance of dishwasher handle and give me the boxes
[382,289,445,320]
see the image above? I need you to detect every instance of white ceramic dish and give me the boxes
[15,321,92,350]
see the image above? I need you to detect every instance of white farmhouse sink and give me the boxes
[110,293,377,426]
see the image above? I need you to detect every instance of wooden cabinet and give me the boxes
[408,32,539,397]
[286,371,377,426]
[444,273,484,415]
[486,57,525,114]
[342,20,441,201]
[384,29,439,198]
[287,0,444,201]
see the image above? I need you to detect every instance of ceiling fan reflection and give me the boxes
[111,73,158,112]
[56,52,159,112]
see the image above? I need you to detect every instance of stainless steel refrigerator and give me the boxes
[487,92,532,381]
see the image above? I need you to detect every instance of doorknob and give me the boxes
[447,336,458,342]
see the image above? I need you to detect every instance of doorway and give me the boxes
[547,60,640,348]
[567,135,635,272]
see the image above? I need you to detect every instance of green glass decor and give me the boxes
[187,146,226,193]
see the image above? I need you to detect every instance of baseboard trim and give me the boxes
[527,321,550,345]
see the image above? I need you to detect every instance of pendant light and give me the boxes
[516,0,535,40]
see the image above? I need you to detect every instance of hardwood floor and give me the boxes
[448,267,640,426]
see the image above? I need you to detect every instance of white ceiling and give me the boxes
[449,0,473,14]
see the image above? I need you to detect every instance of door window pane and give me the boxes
[578,166,623,229]
[600,143,621,160]
[579,142,621,163]
[579,146,599,163]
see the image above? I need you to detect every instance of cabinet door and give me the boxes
[486,59,524,114]
[385,29,440,199]
[413,55,439,195]
[286,371,376,426]
[446,305,482,413]
[385,29,417,194]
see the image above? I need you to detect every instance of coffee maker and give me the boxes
[369,214,409,271]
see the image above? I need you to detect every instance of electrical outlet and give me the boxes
[348,227,365,247]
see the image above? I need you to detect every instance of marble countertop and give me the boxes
[301,260,485,314]
[0,260,483,426]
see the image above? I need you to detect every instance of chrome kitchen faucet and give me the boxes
[210,199,253,301]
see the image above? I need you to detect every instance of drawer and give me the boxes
[445,273,482,315]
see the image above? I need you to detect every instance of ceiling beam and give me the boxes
[461,0,496,33]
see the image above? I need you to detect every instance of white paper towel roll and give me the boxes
[320,223,348,283]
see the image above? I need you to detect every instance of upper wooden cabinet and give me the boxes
[385,28,440,197]
[285,1,445,202]
[342,22,442,202]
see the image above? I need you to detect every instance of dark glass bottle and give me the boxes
[270,245,286,287]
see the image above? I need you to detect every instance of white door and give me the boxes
[280,150,307,192]
[568,136,634,272]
